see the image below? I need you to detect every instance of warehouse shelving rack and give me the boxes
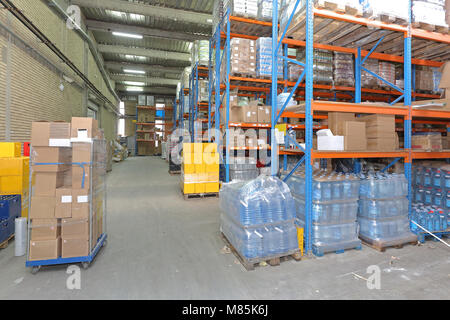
[210,0,450,255]
[188,63,210,142]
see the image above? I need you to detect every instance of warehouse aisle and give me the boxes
[0,156,449,299]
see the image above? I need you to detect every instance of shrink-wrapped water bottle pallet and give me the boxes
[312,240,362,257]
[416,230,450,244]
[359,234,418,252]
[0,234,14,249]
[220,232,302,271]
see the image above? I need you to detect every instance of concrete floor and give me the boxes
[0,156,449,299]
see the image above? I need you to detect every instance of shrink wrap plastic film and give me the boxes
[333,52,355,87]
[413,0,448,27]
[297,49,333,85]
[219,176,298,259]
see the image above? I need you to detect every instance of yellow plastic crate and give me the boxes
[183,173,198,183]
[181,181,196,194]
[183,163,195,174]
[205,182,219,193]
[195,183,205,194]
[0,156,29,176]
[207,172,219,182]
[0,175,28,194]
[296,227,304,256]
[0,142,21,158]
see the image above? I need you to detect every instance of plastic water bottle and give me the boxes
[433,170,443,188]
[424,188,433,205]
[443,170,450,189]
[433,189,444,207]
[423,169,432,187]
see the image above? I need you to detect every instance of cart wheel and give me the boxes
[81,262,90,270]
[31,266,41,275]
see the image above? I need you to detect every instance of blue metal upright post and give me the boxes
[404,0,413,221]
[225,11,231,182]
[270,0,279,177]
[215,25,221,151]
[304,0,314,254]
[283,43,289,172]
[355,47,362,103]
[208,40,212,142]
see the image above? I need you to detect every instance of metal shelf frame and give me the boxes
[209,0,450,255]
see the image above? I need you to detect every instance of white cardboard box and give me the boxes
[317,136,344,151]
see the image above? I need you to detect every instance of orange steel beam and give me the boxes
[395,119,449,125]
[312,101,409,116]
[229,15,273,26]
[412,110,450,119]
[312,150,409,159]
[413,152,450,159]
[281,111,328,119]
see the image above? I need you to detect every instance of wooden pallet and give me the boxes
[360,235,418,252]
[168,170,181,176]
[221,232,301,271]
[183,192,219,200]
[0,234,14,249]
[312,243,362,257]
[413,22,449,34]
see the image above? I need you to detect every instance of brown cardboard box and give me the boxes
[71,117,98,139]
[72,142,92,163]
[219,106,241,124]
[367,138,397,151]
[366,127,397,138]
[72,189,89,219]
[343,121,367,151]
[31,147,71,172]
[240,105,258,123]
[29,238,61,261]
[439,61,450,89]
[412,134,443,151]
[257,105,271,123]
[55,187,72,218]
[31,219,60,240]
[61,218,89,239]
[72,166,91,189]
[30,196,56,219]
[34,171,67,196]
[62,237,89,258]
[31,122,71,147]
[359,114,395,129]
[328,112,356,135]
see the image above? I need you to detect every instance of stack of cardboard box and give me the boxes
[0,142,29,217]
[412,133,443,151]
[223,38,256,79]
[327,112,367,151]
[181,143,220,195]
[220,101,271,124]
[359,114,398,151]
[29,118,106,261]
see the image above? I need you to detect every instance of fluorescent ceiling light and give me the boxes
[112,32,143,39]
[124,81,145,86]
[188,43,193,50]
[124,69,146,74]
[109,10,123,17]
[126,87,144,92]
[206,18,213,23]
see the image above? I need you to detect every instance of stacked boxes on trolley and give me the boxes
[181,143,220,194]
[0,142,29,218]
[28,118,106,261]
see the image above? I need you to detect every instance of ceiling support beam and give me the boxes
[111,74,179,86]
[97,44,191,62]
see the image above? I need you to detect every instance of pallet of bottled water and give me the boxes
[219,176,301,270]
[358,172,417,251]
[411,203,449,244]
[284,170,362,256]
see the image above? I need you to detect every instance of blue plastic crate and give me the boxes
[0,216,14,244]
[0,195,21,220]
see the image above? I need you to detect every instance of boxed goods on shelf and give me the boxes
[181,143,220,194]
[412,132,443,151]
[219,176,298,259]
[361,0,409,22]
[256,37,283,79]
[192,40,210,66]
[316,129,344,151]
[258,0,281,21]
[198,80,209,102]
[378,62,396,90]
[362,59,379,88]
[358,114,398,151]
[229,156,259,181]
[224,38,256,79]
[28,118,106,261]
[285,170,362,256]
[224,0,258,19]
[333,52,355,87]
[412,0,449,29]
[358,172,417,247]
[297,49,333,85]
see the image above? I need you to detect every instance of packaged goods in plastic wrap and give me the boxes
[358,172,417,246]
[181,67,191,89]
[413,0,448,28]
[256,37,283,79]
[416,67,434,92]
[333,52,355,87]
[431,67,444,95]
[219,176,298,259]
[362,58,379,88]
[212,0,225,33]
[378,61,396,90]
[193,40,210,66]
[279,0,303,36]
[198,80,209,102]
[28,124,107,261]
[411,203,448,234]
[297,48,333,85]
[277,92,297,111]
[284,170,362,256]
[222,38,257,80]
[224,0,258,18]
[257,0,281,21]
[361,0,409,22]
[229,156,259,182]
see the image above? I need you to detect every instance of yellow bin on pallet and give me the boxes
[296,227,304,257]
[0,142,21,158]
